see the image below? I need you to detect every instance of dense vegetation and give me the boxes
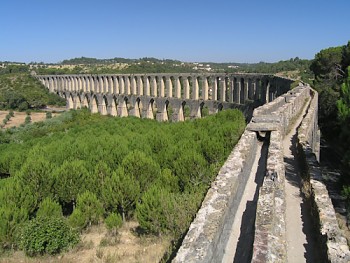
[0,108,245,257]
[0,73,65,110]
[309,41,350,180]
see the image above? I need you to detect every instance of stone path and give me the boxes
[283,104,317,263]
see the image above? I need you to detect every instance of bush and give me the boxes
[136,185,202,238]
[36,197,62,218]
[24,116,31,124]
[19,217,79,256]
[68,208,87,231]
[75,191,104,227]
[18,101,28,111]
[105,213,123,234]
[46,112,52,119]
[136,184,174,235]
[9,110,14,117]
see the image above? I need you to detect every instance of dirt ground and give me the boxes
[0,222,171,263]
[0,110,61,129]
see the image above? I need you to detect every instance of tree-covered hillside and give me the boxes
[309,41,350,189]
[26,56,313,78]
[0,73,65,111]
[0,108,246,258]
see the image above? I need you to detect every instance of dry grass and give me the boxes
[0,110,61,129]
[0,222,171,263]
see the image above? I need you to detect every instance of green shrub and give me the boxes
[201,106,209,117]
[18,101,28,111]
[9,110,14,117]
[68,208,87,231]
[46,112,52,119]
[76,191,104,227]
[24,116,31,124]
[36,197,62,218]
[184,105,191,118]
[136,185,173,235]
[136,185,202,238]
[19,217,79,256]
[105,213,123,235]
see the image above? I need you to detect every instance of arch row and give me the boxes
[36,74,293,105]
[59,92,235,122]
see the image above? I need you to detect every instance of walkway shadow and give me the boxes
[233,138,268,263]
[284,130,319,263]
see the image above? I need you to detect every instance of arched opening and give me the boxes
[240,78,245,104]
[145,98,155,119]
[100,96,108,115]
[91,96,98,113]
[109,96,118,116]
[200,102,209,117]
[165,100,170,121]
[82,95,89,108]
[218,103,223,112]
[68,94,74,109]
[181,101,188,121]
[75,95,82,109]
[265,80,270,103]
[134,97,141,118]
[118,97,129,117]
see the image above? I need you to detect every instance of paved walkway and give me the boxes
[283,104,316,263]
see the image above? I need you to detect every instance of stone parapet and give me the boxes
[173,130,258,262]
[251,84,311,262]
[297,90,350,263]
[252,130,286,262]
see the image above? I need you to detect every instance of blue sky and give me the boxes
[0,0,349,63]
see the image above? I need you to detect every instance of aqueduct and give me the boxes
[36,73,350,262]
[36,73,292,121]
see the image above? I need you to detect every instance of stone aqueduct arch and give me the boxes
[36,73,292,121]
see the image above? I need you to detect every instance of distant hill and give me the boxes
[1,56,313,82]
[60,56,182,65]
[0,73,66,111]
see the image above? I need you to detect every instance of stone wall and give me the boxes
[251,84,312,262]
[297,89,350,263]
[174,84,311,262]
[173,129,259,262]
[252,129,286,263]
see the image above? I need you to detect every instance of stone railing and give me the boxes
[297,89,350,263]
[173,129,259,262]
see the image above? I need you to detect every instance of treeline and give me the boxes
[309,41,350,180]
[0,108,246,257]
[60,56,182,65]
[0,73,66,111]
[35,62,195,75]
[2,56,315,78]
[0,65,29,75]
[219,57,313,80]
